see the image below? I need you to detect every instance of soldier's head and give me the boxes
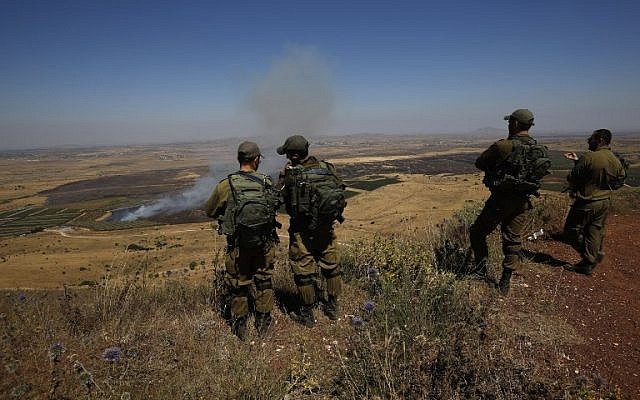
[237,141,262,171]
[588,129,612,151]
[504,109,534,135]
[277,134,309,165]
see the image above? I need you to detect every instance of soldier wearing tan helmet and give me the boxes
[277,135,346,327]
[205,141,281,340]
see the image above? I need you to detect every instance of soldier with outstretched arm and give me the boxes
[562,129,626,275]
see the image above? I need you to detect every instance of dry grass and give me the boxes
[1,201,607,399]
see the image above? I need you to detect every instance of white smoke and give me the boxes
[117,45,334,221]
[117,151,285,222]
[249,44,334,137]
[119,175,219,221]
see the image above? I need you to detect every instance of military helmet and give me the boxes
[504,109,535,126]
[277,135,309,155]
[237,141,261,162]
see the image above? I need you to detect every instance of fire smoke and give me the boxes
[249,44,334,138]
[118,45,334,221]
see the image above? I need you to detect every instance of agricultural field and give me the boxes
[0,206,84,237]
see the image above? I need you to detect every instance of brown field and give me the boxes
[1,133,640,398]
[1,133,639,289]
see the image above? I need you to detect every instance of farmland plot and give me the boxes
[0,206,84,237]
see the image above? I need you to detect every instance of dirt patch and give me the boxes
[525,214,640,398]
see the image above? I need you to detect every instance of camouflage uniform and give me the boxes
[205,173,276,319]
[564,146,625,271]
[278,145,345,324]
[470,134,532,276]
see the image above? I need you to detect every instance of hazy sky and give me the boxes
[1,0,639,150]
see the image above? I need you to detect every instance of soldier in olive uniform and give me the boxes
[205,141,278,340]
[277,135,345,327]
[562,129,625,275]
[470,109,539,295]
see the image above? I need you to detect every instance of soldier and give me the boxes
[205,141,281,340]
[277,135,346,327]
[469,109,550,295]
[562,129,626,275]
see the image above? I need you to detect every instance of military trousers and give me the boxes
[288,227,342,306]
[224,243,275,318]
[563,198,610,266]
[469,192,530,272]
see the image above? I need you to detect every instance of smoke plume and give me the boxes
[117,45,334,221]
[249,44,334,137]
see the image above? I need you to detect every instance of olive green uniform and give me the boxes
[563,147,625,267]
[205,172,276,318]
[279,156,344,307]
[470,134,533,272]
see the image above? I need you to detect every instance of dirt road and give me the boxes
[528,214,640,397]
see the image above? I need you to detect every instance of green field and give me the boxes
[344,175,401,191]
[70,219,157,231]
[0,206,84,237]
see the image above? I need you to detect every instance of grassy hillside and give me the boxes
[3,193,635,399]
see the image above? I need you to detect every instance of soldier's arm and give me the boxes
[615,157,627,181]
[204,180,229,219]
[475,143,501,171]
[326,162,346,189]
[276,166,287,191]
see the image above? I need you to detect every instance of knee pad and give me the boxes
[321,266,342,279]
[294,274,316,287]
[254,278,273,291]
[230,285,249,297]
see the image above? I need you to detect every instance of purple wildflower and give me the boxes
[17,292,27,303]
[352,316,364,327]
[363,300,375,312]
[101,347,122,362]
[367,267,379,278]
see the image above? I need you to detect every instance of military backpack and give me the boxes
[220,172,280,248]
[484,136,551,196]
[609,153,629,190]
[286,161,346,231]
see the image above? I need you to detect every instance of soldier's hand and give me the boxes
[563,152,579,161]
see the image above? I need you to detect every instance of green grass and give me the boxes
[71,219,158,231]
[0,206,84,237]
[344,175,401,191]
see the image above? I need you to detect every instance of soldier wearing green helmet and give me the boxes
[469,109,550,295]
[277,135,346,327]
[205,141,281,340]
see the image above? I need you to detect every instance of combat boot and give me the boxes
[596,251,605,264]
[497,268,513,296]
[255,312,272,338]
[572,260,595,275]
[291,305,315,327]
[324,295,339,321]
[232,316,248,341]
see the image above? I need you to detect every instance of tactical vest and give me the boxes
[220,172,280,248]
[286,161,346,231]
[484,136,551,196]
